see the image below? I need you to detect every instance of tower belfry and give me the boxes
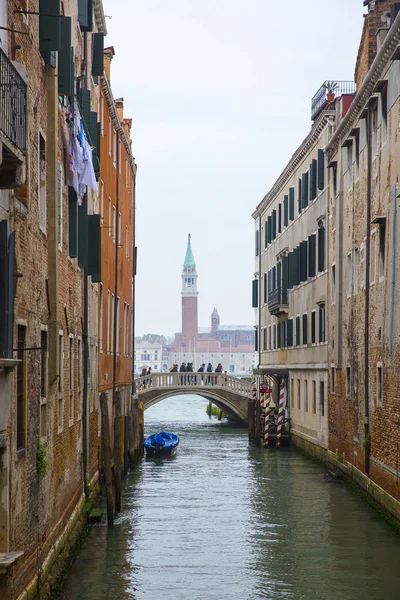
[181,234,198,343]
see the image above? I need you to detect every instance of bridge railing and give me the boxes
[134,372,253,397]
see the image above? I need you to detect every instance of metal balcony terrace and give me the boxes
[311,81,356,121]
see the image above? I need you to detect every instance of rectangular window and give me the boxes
[318,224,325,272]
[291,379,294,408]
[298,178,302,214]
[331,264,336,302]
[263,273,267,304]
[302,313,308,345]
[320,381,325,417]
[69,335,74,424]
[347,143,353,187]
[297,379,301,410]
[304,380,308,412]
[346,366,351,399]
[263,327,267,351]
[268,325,271,350]
[287,318,293,347]
[108,197,112,237]
[283,195,288,227]
[273,324,276,350]
[113,206,116,243]
[252,279,259,308]
[289,187,295,221]
[317,149,325,190]
[116,296,120,354]
[255,329,258,352]
[39,133,47,234]
[296,316,300,347]
[372,103,378,157]
[39,329,48,439]
[108,118,112,155]
[312,380,316,414]
[113,129,117,167]
[377,364,383,407]
[346,253,352,297]
[354,248,359,293]
[107,290,111,353]
[111,293,115,354]
[16,325,26,451]
[311,310,316,344]
[118,212,122,245]
[126,226,129,259]
[355,130,360,180]
[379,219,386,279]
[318,304,325,343]
[278,203,282,233]
[331,367,335,394]
[381,87,388,145]
[370,231,376,284]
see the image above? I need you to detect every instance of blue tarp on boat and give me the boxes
[143,431,180,455]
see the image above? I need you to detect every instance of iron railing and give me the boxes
[268,286,288,314]
[0,47,27,153]
[311,81,356,121]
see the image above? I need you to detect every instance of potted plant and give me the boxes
[323,81,339,103]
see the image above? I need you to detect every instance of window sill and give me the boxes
[16,448,26,460]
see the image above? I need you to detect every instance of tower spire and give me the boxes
[181,234,198,342]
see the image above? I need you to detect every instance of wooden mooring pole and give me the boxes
[114,390,122,513]
[100,392,114,528]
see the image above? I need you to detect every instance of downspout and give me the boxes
[131,173,136,394]
[82,32,89,498]
[112,132,120,405]
[258,214,262,369]
[389,184,397,353]
[364,108,372,474]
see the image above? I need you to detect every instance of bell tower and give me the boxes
[181,234,198,344]
[211,307,220,332]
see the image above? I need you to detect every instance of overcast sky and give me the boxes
[105,1,364,338]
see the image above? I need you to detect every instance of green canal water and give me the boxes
[61,395,400,600]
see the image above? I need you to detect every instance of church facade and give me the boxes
[165,235,255,375]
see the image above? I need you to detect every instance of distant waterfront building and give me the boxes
[165,235,255,375]
[134,341,163,374]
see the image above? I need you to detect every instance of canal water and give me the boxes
[61,395,400,600]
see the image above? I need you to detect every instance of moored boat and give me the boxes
[143,431,180,457]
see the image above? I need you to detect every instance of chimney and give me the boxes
[115,98,124,122]
[103,46,115,81]
[355,1,400,89]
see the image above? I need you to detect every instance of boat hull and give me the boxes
[143,431,180,457]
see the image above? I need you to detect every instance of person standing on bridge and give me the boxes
[198,363,206,385]
[179,362,187,385]
[206,362,213,385]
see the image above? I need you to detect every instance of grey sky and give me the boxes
[105,1,363,337]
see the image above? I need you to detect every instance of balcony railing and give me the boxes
[311,81,356,121]
[0,48,27,153]
[268,287,288,316]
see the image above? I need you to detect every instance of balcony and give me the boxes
[0,47,27,189]
[311,81,356,121]
[268,287,288,316]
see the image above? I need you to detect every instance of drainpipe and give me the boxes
[258,214,262,369]
[389,184,397,353]
[82,32,89,498]
[112,132,120,406]
[364,108,372,474]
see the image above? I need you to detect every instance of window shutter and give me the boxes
[265,220,268,248]
[39,0,61,53]
[272,210,277,239]
[288,251,293,290]
[68,186,78,258]
[311,311,316,343]
[289,187,295,221]
[302,172,309,208]
[296,316,300,346]
[283,195,288,227]
[277,263,281,294]
[310,159,317,200]
[300,240,308,282]
[277,322,281,349]
[0,221,15,359]
[293,247,300,286]
[89,111,100,179]
[267,215,272,243]
[78,0,93,32]
[308,233,316,277]
[88,214,101,282]
[318,149,325,190]
[92,33,104,77]
[252,279,258,308]
[78,200,88,268]
[268,270,272,296]
[79,88,91,132]
[255,230,259,256]
[287,319,293,347]
[255,329,258,352]
[318,226,325,272]
[278,203,282,233]
[263,273,267,304]
[58,17,73,95]
[282,255,288,303]
[302,313,308,345]
[298,178,302,213]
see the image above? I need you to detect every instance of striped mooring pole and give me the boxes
[276,382,286,448]
[263,391,271,447]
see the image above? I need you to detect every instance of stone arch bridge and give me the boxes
[134,372,253,423]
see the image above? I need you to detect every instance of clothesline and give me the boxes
[67,101,98,205]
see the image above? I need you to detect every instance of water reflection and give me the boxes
[61,395,400,600]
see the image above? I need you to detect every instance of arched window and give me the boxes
[220,334,232,341]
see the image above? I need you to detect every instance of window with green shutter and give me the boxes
[272,210,277,239]
[58,17,73,95]
[318,149,325,190]
[264,220,268,248]
[252,279,258,308]
[289,187,295,221]
[318,225,325,272]
[267,215,272,243]
[310,159,317,200]
[278,203,282,233]
[92,33,104,77]
[311,311,316,344]
[78,88,91,131]
[263,273,267,304]
[255,230,259,256]
[68,186,78,258]
[300,240,308,282]
[277,322,281,349]
[308,233,316,277]
[88,215,101,282]
[78,0,93,32]
[255,329,258,352]
[302,172,309,209]
[39,0,61,54]
[282,255,288,303]
[302,313,308,345]
[296,316,300,347]
[89,111,100,179]
[287,318,293,347]
[78,201,88,268]
[298,178,302,214]
[283,195,288,227]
